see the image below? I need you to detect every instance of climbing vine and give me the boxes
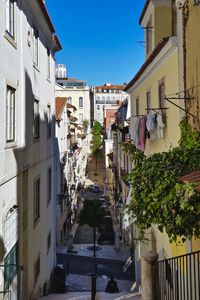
[123,120,200,243]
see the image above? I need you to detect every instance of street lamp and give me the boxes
[87,273,109,300]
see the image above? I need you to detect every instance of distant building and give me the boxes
[55,66,91,130]
[90,83,130,126]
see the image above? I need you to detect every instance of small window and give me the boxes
[6,85,16,142]
[47,49,50,79]
[33,99,39,139]
[136,97,139,116]
[47,232,51,253]
[6,0,15,38]
[33,177,40,223]
[146,91,151,113]
[47,167,51,203]
[33,29,39,66]
[158,80,165,109]
[79,113,83,122]
[47,105,51,137]
[34,255,40,284]
[97,105,100,110]
[68,97,72,104]
[79,97,83,108]
[194,0,200,5]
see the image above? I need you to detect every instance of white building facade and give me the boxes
[91,83,130,126]
[55,66,91,130]
[0,0,61,298]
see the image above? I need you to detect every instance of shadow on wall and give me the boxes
[7,70,60,299]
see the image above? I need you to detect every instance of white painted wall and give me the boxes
[0,0,60,298]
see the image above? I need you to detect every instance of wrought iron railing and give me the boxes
[157,250,200,300]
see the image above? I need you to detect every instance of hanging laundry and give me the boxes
[132,117,140,147]
[138,116,147,151]
[156,111,165,139]
[146,113,157,140]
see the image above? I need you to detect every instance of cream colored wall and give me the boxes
[185,0,200,131]
[131,50,181,156]
[130,48,184,258]
[154,6,172,46]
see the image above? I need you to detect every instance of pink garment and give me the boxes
[138,116,147,151]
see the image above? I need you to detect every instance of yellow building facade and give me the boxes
[125,0,186,260]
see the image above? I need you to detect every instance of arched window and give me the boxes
[79,97,83,108]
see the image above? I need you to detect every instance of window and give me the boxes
[33,99,39,139]
[146,17,152,56]
[97,105,100,110]
[194,0,200,5]
[146,91,151,113]
[136,97,139,116]
[34,255,40,284]
[158,80,165,109]
[33,29,39,66]
[47,49,50,79]
[47,105,51,137]
[79,97,83,108]
[47,232,51,253]
[68,97,72,104]
[6,86,16,142]
[79,113,83,122]
[33,177,40,223]
[6,0,14,38]
[47,167,51,203]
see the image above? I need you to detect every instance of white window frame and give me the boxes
[5,0,15,38]
[47,49,51,80]
[79,113,83,122]
[33,29,39,67]
[33,177,40,224]
[6,85,16,142]
[47,167,52,204]
[33,99,39,139]
[47,104,51,137]
[79,97,83,108]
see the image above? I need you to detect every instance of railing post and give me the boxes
[141,252,158,300]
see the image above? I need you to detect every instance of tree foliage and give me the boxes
[78,199,106,228]
[123,120,200,243]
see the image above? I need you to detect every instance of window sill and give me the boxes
[33,217,40,229]
[4,32,17,48]
[5,141,17,149]
[33,64,40,72]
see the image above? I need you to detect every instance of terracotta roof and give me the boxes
[124,38,169,91]
[67,103,77,110]
[95,84,125,91]
[107,152,113,162]
[55,97,67,120]
[179,170,200,192]
[37,0,55,33]
[139,0,150,25]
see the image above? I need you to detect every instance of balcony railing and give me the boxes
[157,250,200,300]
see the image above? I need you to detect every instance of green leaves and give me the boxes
[78,199,106,228]
[124,119,200,243]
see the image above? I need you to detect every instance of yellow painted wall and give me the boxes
[154,7,172,47]
[185,0,200,131]
[130,47,185,258]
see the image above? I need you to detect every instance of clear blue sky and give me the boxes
[46,0,146,86]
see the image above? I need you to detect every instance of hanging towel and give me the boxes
[156,111,165,139]
[132,117,140,147]
[138,116,147,151]
[146,113,157,140]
